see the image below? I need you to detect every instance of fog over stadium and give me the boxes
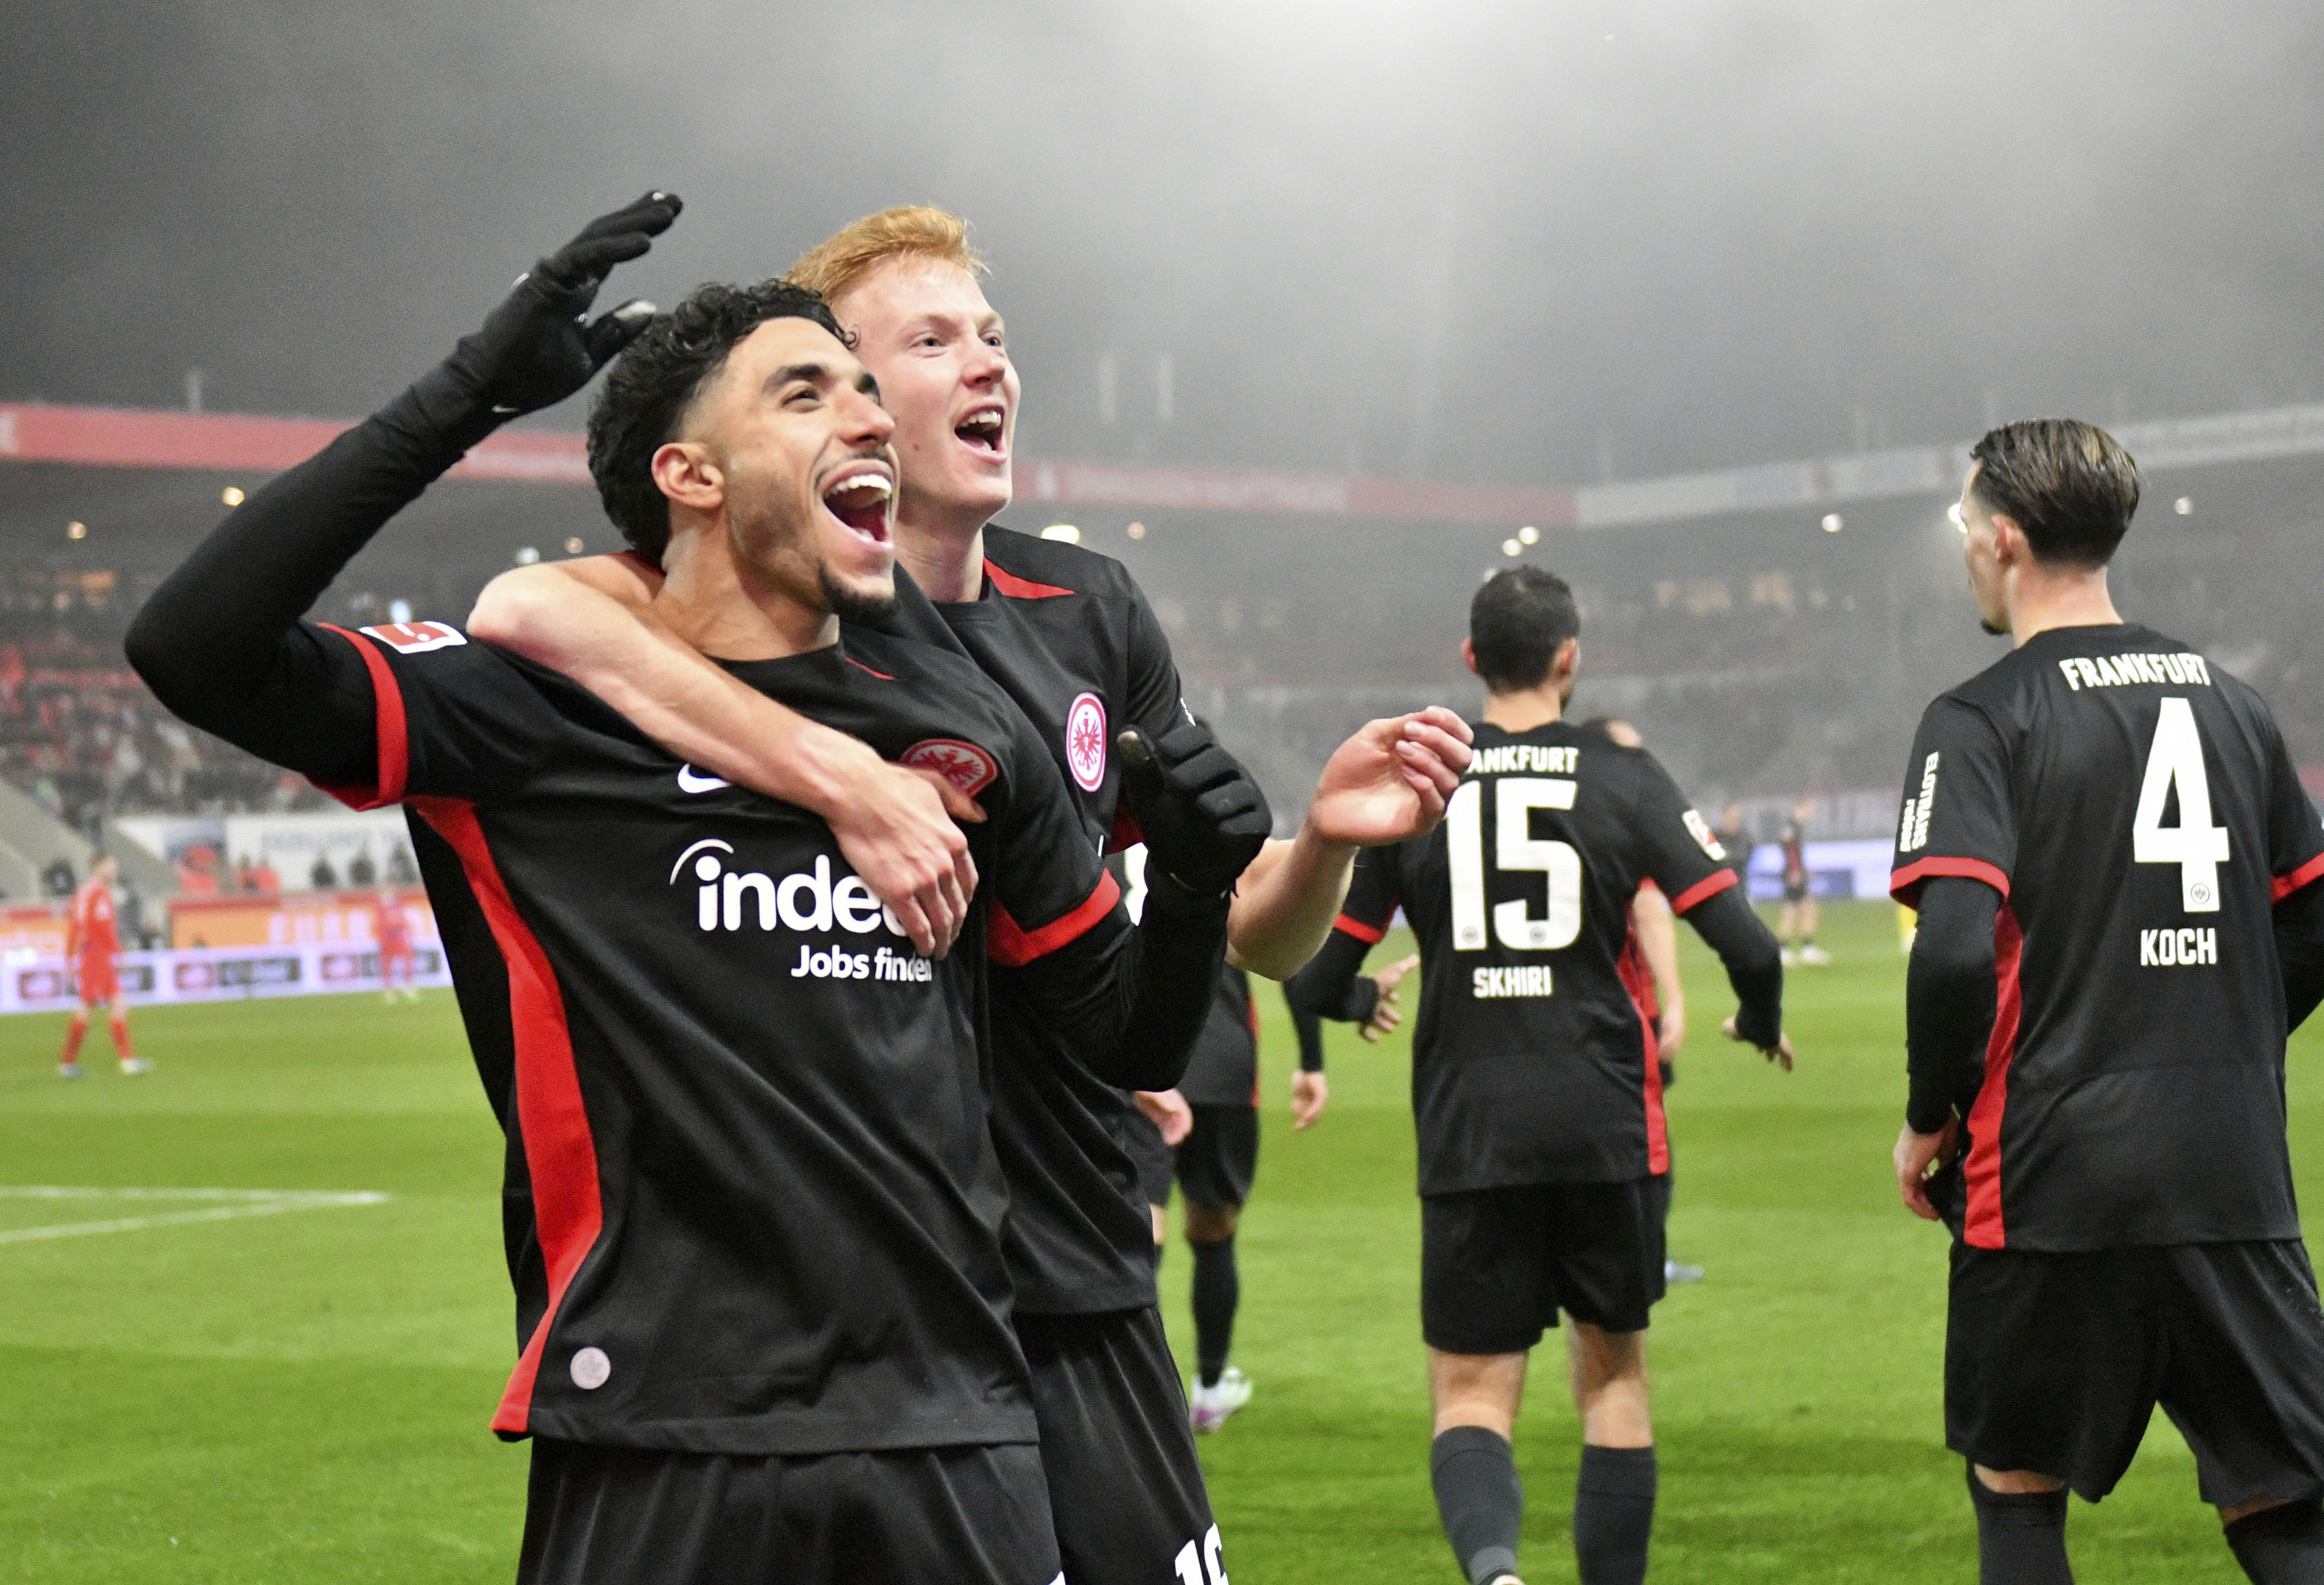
[8,0,2324,841]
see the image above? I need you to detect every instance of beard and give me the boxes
[1979,617,2008,636]
[820,566,899,628]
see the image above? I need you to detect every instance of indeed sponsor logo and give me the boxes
[669,840,921,968]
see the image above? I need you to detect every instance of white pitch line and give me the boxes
[0,1186,390,1245]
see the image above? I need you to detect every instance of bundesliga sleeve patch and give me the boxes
[900,738,999,798]
[358,620,466,655]
[1683,808,1726,860]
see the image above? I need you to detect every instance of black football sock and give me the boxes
[1431,1426,1523,1585]
[2225,1497,2324,1583]
[1190,1234,1238,1387]
[1573,1444,1656,1585]
[1968,1464,2072,1584]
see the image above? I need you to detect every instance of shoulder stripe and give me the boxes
[1332,913,1386,945]
[1668,869,1737,915]
[2274,852,2324,903]
[990,869,1124,967]
[315,624,408,808]
[1890,855,2010,903]
[984,560,1073,600]
[845,655,896,682]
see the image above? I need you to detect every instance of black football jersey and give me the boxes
[1332,720,1741,1194]
[1890,622,2324,1252]
[881,526,1194,1314]
[320,616,1129,1456]
[1176,964,1259,1108]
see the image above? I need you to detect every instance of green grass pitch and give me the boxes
[1,899,2311,1581]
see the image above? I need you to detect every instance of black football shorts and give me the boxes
[1947,1238,2324,1507]
[1422,1176,1669,1353]
[1118,1104,1176,1210]
[1015,1305,1223,1585]
[1175,1103,1260,1213]
[516,1437,1060,1585]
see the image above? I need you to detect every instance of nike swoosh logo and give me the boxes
[677,765,731,794]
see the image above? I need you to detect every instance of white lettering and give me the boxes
[777,855,835,932]
[1471,964,1554,999]
[832,875,883,933]
[2058,659,2082,691]
[2140,926,2217,967]
[2059,651,2215,690]
[724,871,776,931]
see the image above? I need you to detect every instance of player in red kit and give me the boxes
[60,854,146,1078]
[375,891,419,1002]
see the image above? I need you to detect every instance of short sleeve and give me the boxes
[1630,752,1738,915]
[1890,696,2015,906]
[1332,846,1402,945]
[315,622,575,809]
[984,693,1125,966]
[2260,712,2324,902]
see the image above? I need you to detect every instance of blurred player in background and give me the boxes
[374,891,419,1002]
[1894,420,2324,1585]
[1778,798,1827,965]
[59,854,145,1078]
[1714,802,1753,890]
[1290,567,1789,1585]
[1580,717,1699,1286]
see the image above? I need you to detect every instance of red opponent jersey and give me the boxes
[67,878,119,963]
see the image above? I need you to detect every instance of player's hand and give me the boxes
[1657,1001,1687,1060]
[823,757,983,959]
[1305,708,1474,848]
[1894,1117,1963,1221]
[1117,724,1272,896]
[444,191,682,418]
[1290,1069,1329,1129]
[1363,953,1421,1042]
[1722,1014,1794,1071]
[1136,1087,1194,1147]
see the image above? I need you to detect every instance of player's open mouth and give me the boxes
[820,464,893,544]
[954,402,1007,459]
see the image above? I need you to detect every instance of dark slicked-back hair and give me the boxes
[1968,419,2142,570]
[587,280,847,563]
[1470,566,1581,693]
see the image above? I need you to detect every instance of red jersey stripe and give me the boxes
[314,624,410,808]
[2274,852,2324,903]
[846,655,896,682]
[1668,868,1738,915]
[1961,903,2024,1248]
[1890,854,2011,903]
[984,560,1073,600]
[990,871,1124,967]
[1332,913,1386,945]
[411,796,605,1434]
[1626,934,1664,1180]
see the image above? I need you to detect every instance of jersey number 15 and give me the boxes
[2134,696,2230,912]
[1447,777,1583,952]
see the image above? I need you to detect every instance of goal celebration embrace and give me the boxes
[24,50,2324,1575]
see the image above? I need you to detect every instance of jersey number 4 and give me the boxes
[1447,777,1583,952]
[2134,696,2229,912]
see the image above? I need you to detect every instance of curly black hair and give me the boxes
[587,280,847,562]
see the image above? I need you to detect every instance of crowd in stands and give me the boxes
[0,628,333,835]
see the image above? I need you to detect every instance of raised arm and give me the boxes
[1228,708,1473,979]
[472,558,981,957]
[128,193,678,780]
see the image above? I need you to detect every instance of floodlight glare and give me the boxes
[1042,524,1082,544]
[1821,514,1844,533]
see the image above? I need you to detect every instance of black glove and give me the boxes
[434,190,682,421]
[1118,723,1272,898]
